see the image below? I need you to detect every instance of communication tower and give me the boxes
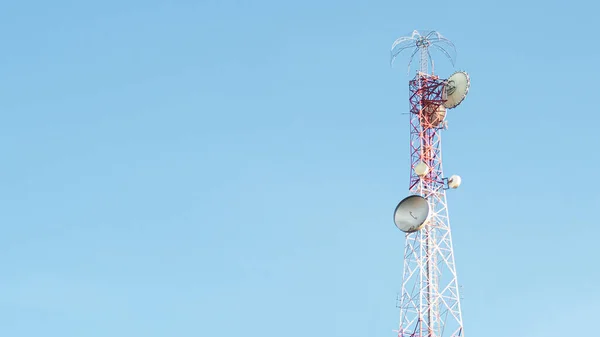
[390,30,470,337]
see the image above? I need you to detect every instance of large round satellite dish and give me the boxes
[443,71,470,109]
[393,195,431,233]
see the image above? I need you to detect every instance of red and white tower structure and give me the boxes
[390,30,470,337]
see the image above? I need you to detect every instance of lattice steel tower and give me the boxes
[390,30,470,337]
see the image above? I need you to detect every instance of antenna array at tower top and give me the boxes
[390,30,457,75]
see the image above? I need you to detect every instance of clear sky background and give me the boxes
[0,0,598,336]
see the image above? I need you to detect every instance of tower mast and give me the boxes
[391,30,470,337]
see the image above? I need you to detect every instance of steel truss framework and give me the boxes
[396,72,464,337]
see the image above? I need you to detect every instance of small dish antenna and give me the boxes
[420,103,446,129]
[393,195,431,233]
[414,161,429,177]
[443,71,470,109]
[448,175,462,189]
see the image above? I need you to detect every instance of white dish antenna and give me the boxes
[420,103,446,129]
[393,195,431,233]
[443,71,470,109]
[448,175,462,189]
[414,161,429,177]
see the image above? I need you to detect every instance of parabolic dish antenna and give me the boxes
[443,71,470,109]
[420,103,446,129]
[393,195,431,233]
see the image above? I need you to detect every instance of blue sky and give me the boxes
[0,0,598,336]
